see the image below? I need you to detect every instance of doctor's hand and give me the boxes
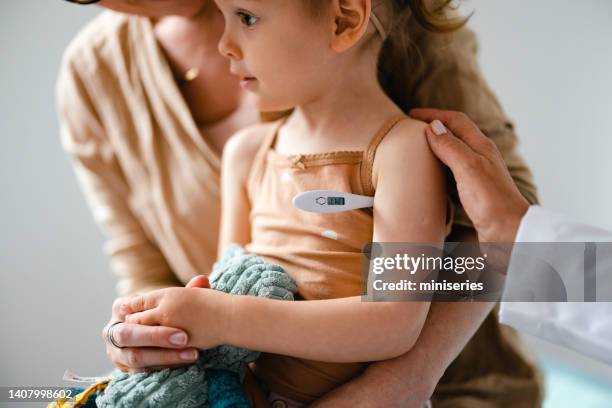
[410,108,530,243]
[102,276,210,373]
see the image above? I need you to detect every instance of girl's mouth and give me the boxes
[240,77,257,89]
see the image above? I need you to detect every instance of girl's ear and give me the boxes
[329,0,372,52]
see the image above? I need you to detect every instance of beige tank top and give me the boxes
[245,115,453,403]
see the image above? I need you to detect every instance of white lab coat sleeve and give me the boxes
[515,205,612,242]
[499,205,612,365]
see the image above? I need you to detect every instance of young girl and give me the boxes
[124,0,461,405]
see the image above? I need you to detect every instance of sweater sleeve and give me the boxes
[55,53,182,297]
[413,27,539,227]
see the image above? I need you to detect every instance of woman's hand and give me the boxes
[103,298,200,373]
[102,276,211,373]
[310,361,435,408]
[120,286,233,350]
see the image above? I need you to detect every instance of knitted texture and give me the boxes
[95,245,297,408]
[206,369,249,408]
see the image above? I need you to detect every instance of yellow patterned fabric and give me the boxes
[48,378,111,408]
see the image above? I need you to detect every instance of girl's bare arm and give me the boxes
[217,124,271,257]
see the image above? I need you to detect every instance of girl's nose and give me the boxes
[218,30,242,60]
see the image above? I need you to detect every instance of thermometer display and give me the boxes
[294,190,374,213]
[326,197,345,206]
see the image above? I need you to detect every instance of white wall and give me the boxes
[1,0,611,404]
[0,0,113,394]
[469,0,612,230]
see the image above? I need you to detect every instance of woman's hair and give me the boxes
[377,0,469,111]
[304,0,470,112]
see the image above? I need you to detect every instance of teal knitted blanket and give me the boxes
[95,245,297,408]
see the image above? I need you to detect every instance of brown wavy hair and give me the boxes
[304,0,471,111]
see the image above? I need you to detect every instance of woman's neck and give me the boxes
[153,5,246,128]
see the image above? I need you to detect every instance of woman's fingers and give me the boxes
[411,108,480,137]
[106,322,189,348]
[105,295,200,372]
[424,125,480,179]
[409,107,443,122]
[110,346,200,370]
[411,108,494,156]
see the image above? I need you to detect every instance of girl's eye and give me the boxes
[236,11,258,27]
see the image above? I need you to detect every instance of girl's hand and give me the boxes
[103,277,211,373]
[120,287,233,350]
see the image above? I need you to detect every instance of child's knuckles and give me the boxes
[112,298,126,316]
[130,315,145,325]
[129,296,145,312]
[158,311,173,326]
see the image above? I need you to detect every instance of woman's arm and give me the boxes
[56,53,181,297]
[57,52,204,373]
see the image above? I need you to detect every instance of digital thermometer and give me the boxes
[292,190,374,213]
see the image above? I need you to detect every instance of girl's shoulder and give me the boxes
[222,121,280,182]
[371,117,438,189]
[375,116,430,160]
[224,121,279,160]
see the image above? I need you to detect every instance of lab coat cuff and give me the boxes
[515,205,564,242]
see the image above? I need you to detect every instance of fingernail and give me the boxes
[180,350,198,361]
[169,332,187,346]
[431,120,447,136]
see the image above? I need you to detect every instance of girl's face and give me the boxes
[215,0,337,112]
[95,0,208,18]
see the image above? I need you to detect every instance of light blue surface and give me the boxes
[542,358,612,408]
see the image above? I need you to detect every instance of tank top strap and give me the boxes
[360,114,408,196]
[247,118,287,197]
[259,117,286,159]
